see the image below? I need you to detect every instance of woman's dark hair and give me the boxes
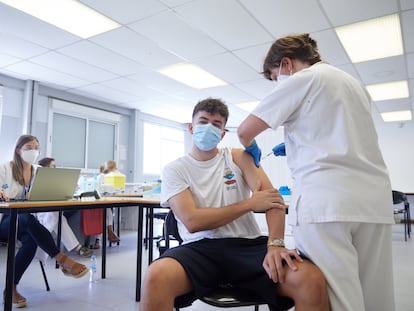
[263,33,321,80]
[192,98,229,126]
[11,134,39,185]
[38,157,55,167]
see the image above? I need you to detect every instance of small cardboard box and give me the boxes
[104,173,125,190]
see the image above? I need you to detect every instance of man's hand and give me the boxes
[263,246,303,283]
[244,140,261,167]
[249,187,286,212]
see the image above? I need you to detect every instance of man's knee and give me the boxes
[144,257,192,294]
[291,261,328,304]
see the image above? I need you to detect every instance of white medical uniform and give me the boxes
[253,62,395,310]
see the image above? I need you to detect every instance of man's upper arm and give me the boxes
[232,148,274,191]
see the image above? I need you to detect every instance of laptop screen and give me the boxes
[29,167,81,201]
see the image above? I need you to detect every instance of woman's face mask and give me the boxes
[277,61,292,83]
[21,149,40,164]
[193,123,222,151]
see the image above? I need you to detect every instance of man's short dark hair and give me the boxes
[192,98,229,125]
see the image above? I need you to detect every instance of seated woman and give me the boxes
[36,157,93,257]
[92,160,121,249]
[0,135,89,308]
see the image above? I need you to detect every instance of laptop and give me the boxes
[29,167,81,201]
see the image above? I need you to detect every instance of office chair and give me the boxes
[161,210,294,311]
[392,190,411,241]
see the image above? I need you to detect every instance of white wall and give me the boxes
[377,122,414,193]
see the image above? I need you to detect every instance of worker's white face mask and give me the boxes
[21,149,40,164]
[277,62,292,83]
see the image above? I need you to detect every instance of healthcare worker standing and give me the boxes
[237,33,395,311]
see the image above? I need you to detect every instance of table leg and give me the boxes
[4,210,18,311]
[135,205,144,301]
[56,211,62,269]
[148,206,154,263]
[102,207,107,279]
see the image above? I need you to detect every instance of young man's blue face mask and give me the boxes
[193,123,222,151]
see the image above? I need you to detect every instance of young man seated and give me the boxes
[141,98,330,311]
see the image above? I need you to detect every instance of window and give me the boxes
[48,98,119,169]
[143,122,184,176]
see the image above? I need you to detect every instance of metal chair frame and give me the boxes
[392,190,411,241]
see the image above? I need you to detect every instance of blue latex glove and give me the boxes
[272,142,286,156]
[245,139,261,167]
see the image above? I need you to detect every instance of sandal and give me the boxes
[12,292,27,308]
[108,232,120,243]
[78,246,93,257]
[58,254,89,279]
[3,289,27,308]
[91,239,100,249]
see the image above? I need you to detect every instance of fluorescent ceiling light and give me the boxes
[336,14,403,63]
[0,0,120,38]
[159,63,227,89]
[366,80,409,101]
[235,101,259,112]
[381,110,412,122]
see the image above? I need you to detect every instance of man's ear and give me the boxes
[188,122,194,134]
[220,130,226,140]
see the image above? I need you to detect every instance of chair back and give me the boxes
[392,190,407,205]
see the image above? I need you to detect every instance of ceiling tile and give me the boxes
[0,53,21,67]
[80,0,168,24]
[318,0,398,26]
[30,52,117,82]
[400,0,414,10]
[311,29,350,66]
[233,43,273,73]
[375,98,412,112]
[355,56,407,84]
[407,53,414,78]
[202,84,255,104]
[57,41,148,76]
[5,61,90,88]
[174,0,272,50]
[240,0,330,37]
[74,83,138,104]
[128,10,226,60]
[234,79,276,99]
[91,27,185,69]
[100,77,165,99]
[0,33,47,59]
[127,70,195,95]
[402,10,414,53]
[195,52,260,84]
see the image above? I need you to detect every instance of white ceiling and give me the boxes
[0,0,413,127]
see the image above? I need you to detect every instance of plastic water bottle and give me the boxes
[89,255,97,283]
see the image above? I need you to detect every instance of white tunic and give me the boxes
[253,62,394,225]
[161,147,261,244]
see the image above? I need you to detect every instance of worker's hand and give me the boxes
[263,246,303,283]
[244,140,261,167]
[272,142,286,157]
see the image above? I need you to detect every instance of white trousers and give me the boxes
[293,222,395,311]
[37,212,79,251]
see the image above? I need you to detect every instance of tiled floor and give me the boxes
[0,219,412,310]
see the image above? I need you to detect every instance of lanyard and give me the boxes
[21,166,35,200]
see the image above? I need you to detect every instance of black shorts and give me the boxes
[160,236,294,310]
